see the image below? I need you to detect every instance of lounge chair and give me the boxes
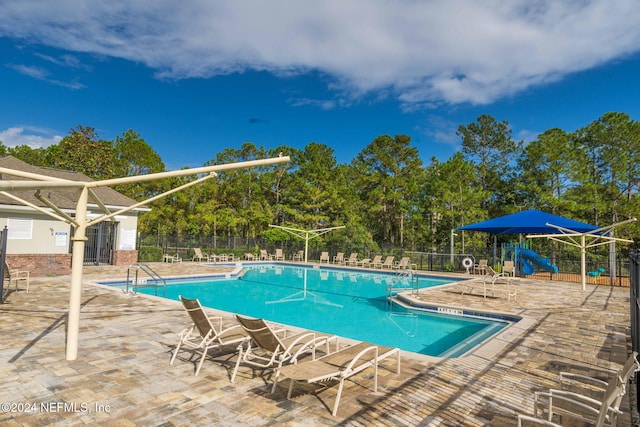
[231,315,337,385]
[369,255,382,268]
[273,342,401,416]
[332,252,345,264]
[260,249,274,261]
[274,248,285,261]
[393,256,411,270]
[462,265,517,301]
[380,256,395,269]
[192,247,209,262]
[523,373,626,427]
[163,253,182,263]
[170,296,249,376]
[370,255,383,268]
[344,253,358,266]
[4,262,30,293]
[473,259,488,275]
[319,251,330,263]
[559,351,639,410]
[245,252,255,260]
[292,250,304,262]
[357,257,372,267]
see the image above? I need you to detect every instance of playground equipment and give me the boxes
[502,242,558,275]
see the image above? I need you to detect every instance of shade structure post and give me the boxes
[581,234,586,291]
[66,187,89,360]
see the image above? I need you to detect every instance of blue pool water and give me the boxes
[114,264,511,357]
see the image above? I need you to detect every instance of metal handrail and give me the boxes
[386,268,419,301]
[126,263,166,297]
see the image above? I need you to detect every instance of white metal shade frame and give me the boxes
[0,155,290,360]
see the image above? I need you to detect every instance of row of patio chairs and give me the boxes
[320,252,413,270]
[170,296,401,416]
[473,259,516,276]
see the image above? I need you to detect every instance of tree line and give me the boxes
[1,112,639,254]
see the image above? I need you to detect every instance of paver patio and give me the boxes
[0,262,635,426]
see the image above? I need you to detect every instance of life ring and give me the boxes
[462,257,474,269]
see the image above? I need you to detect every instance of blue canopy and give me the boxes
[455,209,598,235]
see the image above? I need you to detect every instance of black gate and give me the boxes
[630,249,640,404]
[84,222,117,266]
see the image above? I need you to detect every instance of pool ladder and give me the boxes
[386,269,419,302]
[125,263,167,297]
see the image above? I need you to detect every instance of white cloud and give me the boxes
[0,0,639,107]
[0,127,63,148]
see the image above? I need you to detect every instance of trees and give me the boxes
[457,114,522,214]
[516,128,575,214]
[113,129,165,200]
[47,125,116,180]
[352,134,424,247]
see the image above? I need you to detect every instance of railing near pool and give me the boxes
[386,268,419,301]
[126,263,167,297]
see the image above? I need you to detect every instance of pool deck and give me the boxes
[0,262,636,426]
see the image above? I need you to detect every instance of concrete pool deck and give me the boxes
[0,262,635,426]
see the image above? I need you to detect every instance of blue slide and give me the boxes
[517,248,558,274]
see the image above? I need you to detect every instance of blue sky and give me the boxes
[1,1,640,170]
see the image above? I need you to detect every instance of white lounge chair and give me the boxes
[274,248,285,261]
[370,255,383,268]
[273,342,401,416]
[393,256,411,270]
[332,252,345,264]
[344,253,358,266]
[523,373,626,427]
[380,256,395,269]
[292,250,304,261]
[319,251,330,263]
[192,247,209,262]
[260,249,274,261]
[170,296,249,376]
[231,315,337,385]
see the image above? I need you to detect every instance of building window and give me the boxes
[7,218,33,239]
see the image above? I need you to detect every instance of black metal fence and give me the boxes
[630,249,640,404]
[138,233,632,286]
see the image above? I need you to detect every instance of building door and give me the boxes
[84,222,117,265]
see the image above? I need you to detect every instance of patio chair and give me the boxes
[292,250,304,262]
[503,260,516,276]
[559,351,639,409]
[231,315,338,385]
[344,253,359,266]
[371,255,384,268]
[163,253,182,263]
[319,251,330,263]
[332,252,345,264]
[356,258,371,267]
[273,341,401,416]
[473,259,488,275]
[192,247,208,262]
[245,252,255,261]
[4,262,30,293]
[380,256,395,269]
[393,256,411,270]
[260,249,274,261]
[461,265,517,301]
[524,373,626,427]
[170,296,249,376]
[274,248,285,261]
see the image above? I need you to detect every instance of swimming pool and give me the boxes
[108,264,512,357]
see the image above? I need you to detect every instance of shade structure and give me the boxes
[455,209,598,235]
